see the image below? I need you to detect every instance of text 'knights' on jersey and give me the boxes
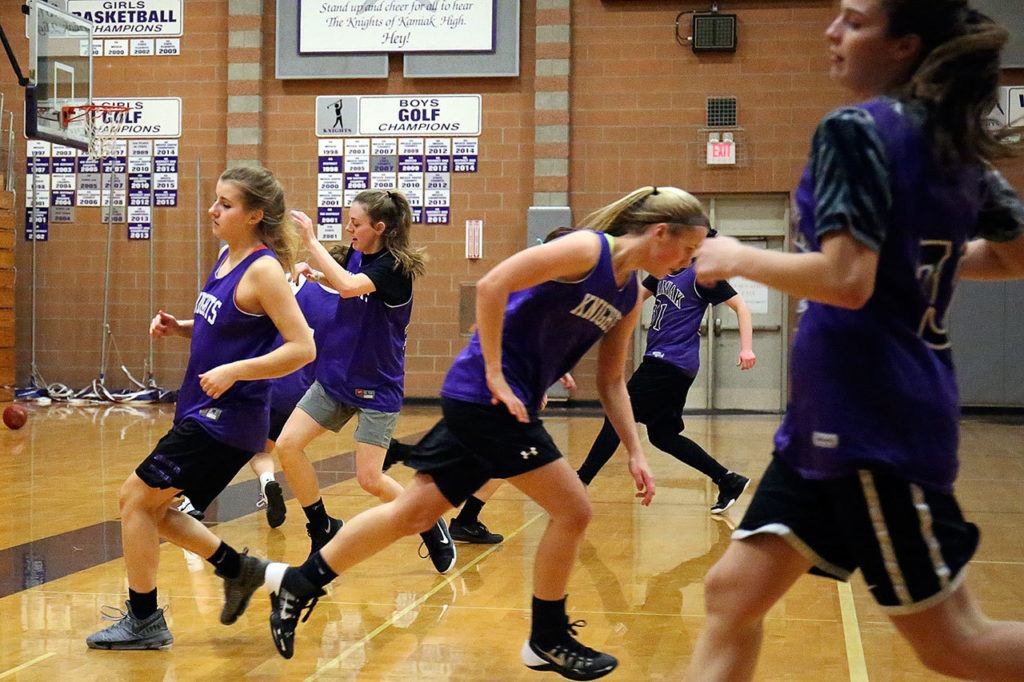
[776,97,1024,493]
[194,291,222,325]
[175,247,281,454]
[442,231,639,414]
[568,293,624,332]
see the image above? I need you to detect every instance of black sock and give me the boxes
[297,551,338,589]
[530,595,568,647]
[456,496,484,525]
[129,588,158,620]
[303,498,329,527]
[207,541,241,579]
[281,565,320,598]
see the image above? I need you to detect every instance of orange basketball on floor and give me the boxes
[3,405,28,430]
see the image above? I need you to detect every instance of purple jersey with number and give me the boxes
[644,267,736,376]
[775,97,1024,492]
[442,231,639,413]
[174,248,279,453]
[269,277,338,414]
[315,250,412,412]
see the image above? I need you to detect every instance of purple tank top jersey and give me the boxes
[269,277,339,414]
[315,249,412,413]
[777,97,991,492]
[644,267,733,376]
[174,248,280,453]
[442,231,639,413]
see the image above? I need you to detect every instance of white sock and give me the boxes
[259,472,276,493]
[264,562,288,594]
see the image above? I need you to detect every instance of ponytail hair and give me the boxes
[883,0,1016,164]
[219,165,299,272]
[542,226,576,244]
[580,186,708,237]
[352,189,428,278]
[327,242,350,266]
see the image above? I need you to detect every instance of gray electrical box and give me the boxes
[526,206,573,249]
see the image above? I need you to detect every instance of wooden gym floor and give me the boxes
[0,403,1022,680]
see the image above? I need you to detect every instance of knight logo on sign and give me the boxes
[707,140,736,165]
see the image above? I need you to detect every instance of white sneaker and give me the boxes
[176,497,205,521]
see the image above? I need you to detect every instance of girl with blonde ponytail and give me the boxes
[218,186,713,675]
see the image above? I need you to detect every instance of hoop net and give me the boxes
[61,104,131,160]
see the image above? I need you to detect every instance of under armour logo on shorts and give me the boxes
[520,446,539,460]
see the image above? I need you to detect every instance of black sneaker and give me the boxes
[219,551,269,625]
[710,472,750,514]
[306,516,343,555]
[269,571,325,659]
[449,517,503,544]
[521,620,618,680]
[418,519,457,573]
[263,481,287,529]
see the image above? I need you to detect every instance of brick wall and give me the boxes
[2,1,1022,401]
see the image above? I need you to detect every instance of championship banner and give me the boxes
[67,0,184,37]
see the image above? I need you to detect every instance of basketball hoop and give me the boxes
[61,103,130,160]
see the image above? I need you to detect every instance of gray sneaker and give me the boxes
[220,552,269,625]
[85,602,173,650]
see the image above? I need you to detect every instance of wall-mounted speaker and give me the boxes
[692,13,737,52]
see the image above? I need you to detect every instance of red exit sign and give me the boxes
[706,140,736,165]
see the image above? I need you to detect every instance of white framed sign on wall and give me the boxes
[299,0,495,54]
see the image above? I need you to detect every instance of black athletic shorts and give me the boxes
[135,418,255,513]
[397,397,563,506]
[735,457,979,614]
[628,356,696,431]
[267,406,294,443]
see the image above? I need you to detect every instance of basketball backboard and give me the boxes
[24,0,93,151]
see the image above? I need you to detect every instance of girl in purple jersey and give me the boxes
[86,166,315,651]
[178,266,345,528]
[686,2,1024,680]
[268,190,449,567]
[577,229,758,514]
[219,186,709,678]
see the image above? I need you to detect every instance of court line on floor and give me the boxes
[306,511,547,681]
[837,581,869,681]
[0,652,55,679]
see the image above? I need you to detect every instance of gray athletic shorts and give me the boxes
[296,380,399,448]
